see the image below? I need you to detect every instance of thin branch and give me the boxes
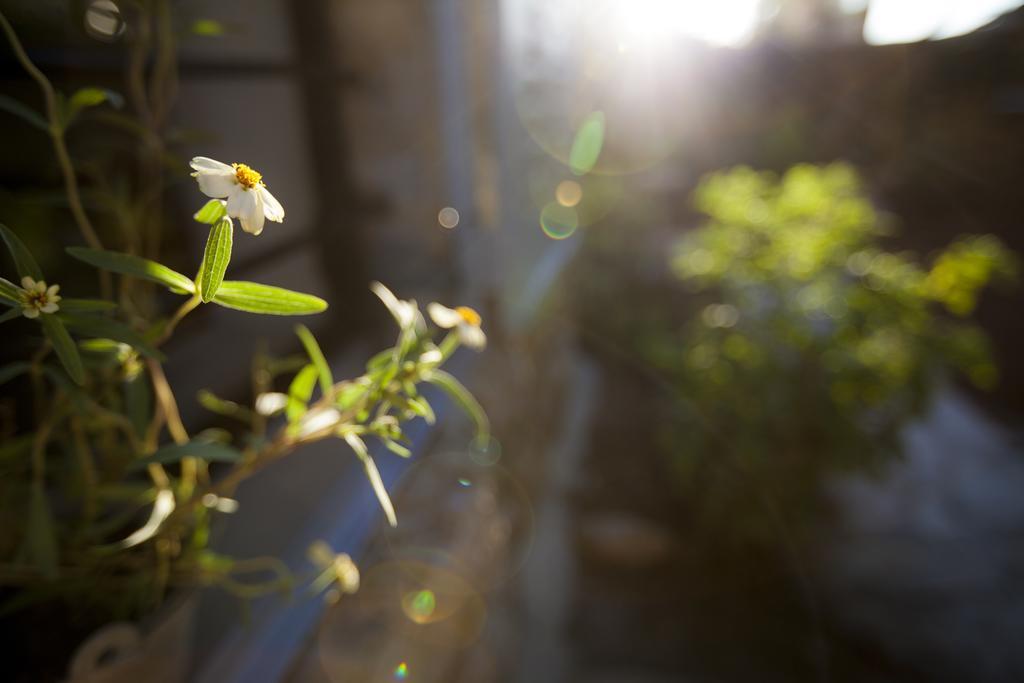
[0,10,112,298]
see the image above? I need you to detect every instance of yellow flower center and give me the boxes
[455,306,481,327]
[232,163,263,189]
[23,290,48,308]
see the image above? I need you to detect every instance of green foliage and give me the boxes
[1,223,44,279]
[39,314,85,385]
[640,163,1015,544]
[67,247,196,294]
[0,10,489,636]
[211,281,328,315]
[296,324,333,395]
[198,217,233,302]
[193,199,227,225]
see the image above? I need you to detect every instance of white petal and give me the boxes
[419,347,442,365]
[21,276,35,290]
[41,303,58,314]
[229,187,255,220]
[22,307,39,319]
[260,185,285,222]
[299,407,342,437]
[459,324,487,350]
[229,188,264,235]
[240,207,265,235]
[46,284,60,297]
[34,281,47,293]
[195,171,236,199]
[427,302,462,329]
[371,282,416,328]
[255,392,289,416]
[189,156,233,173]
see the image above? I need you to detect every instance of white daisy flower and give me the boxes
[189,156,285,236]
[427,302,486,350]
[19,276,61,319]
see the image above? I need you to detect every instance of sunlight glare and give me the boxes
[606,0,762,48]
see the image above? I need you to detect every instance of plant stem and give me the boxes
[0,10,112,299]
[157,292,201,346]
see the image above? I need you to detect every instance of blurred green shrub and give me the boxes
[646,163,1016,545]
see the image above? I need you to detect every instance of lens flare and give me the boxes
[394,662,408,680]
[569,111,606,176]
[556,180,583,207]
[402,589,437,624]
[468,435,502,466]
[540,202,578,240]
[437,206,460,229]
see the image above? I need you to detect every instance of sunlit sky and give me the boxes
[604,0,1023,47]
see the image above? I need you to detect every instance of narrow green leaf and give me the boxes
[66,247,195,294]
[296,324,333,395]
[0,362,31,385]
[287,364,318,423]
[426,369,489,441]
[344,433,397,527]
[124,372,151,439]
[335,381,368,411]
[199,218,233,302]
[211,281,328,316]
[24,485,59,579]
[381,438,411,458]
[131,441,243,470]
[406,396,436,425]
[0,276,22,304]
[0,95,48,132]
[39,314,85,385]
[59,313,164,360]
[58,298,118,314]
[0,224,44,280]
[197,389,254,422]
[0,308,21,324]
[193,199,227,225]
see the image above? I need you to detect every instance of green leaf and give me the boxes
[426,369,489,441]
[63,88,123,128]
[39,314,85,385]
[24,485,59,579]
[197,389,254,422]
[287,364,318,423]
[381,438,411,458]
[131,441,243,470]
[344,433,397,527]
[211,281,328,316]
[0,308,21,324]
[0,362,31,385]
[124,372,151,439]
[0,224,44,280]
[296,324,333,395]
[0,276,21,305]
[335,381,368,411]
[406,396,436,425]
[59,313,164,360]
[0,95,48,132]
[191,18,225,36]
[58,298,118,314]
[193,199,227,224]
[67,247,195,294]
[198,218,233,303]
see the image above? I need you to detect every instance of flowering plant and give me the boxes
[0,8,488,664]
